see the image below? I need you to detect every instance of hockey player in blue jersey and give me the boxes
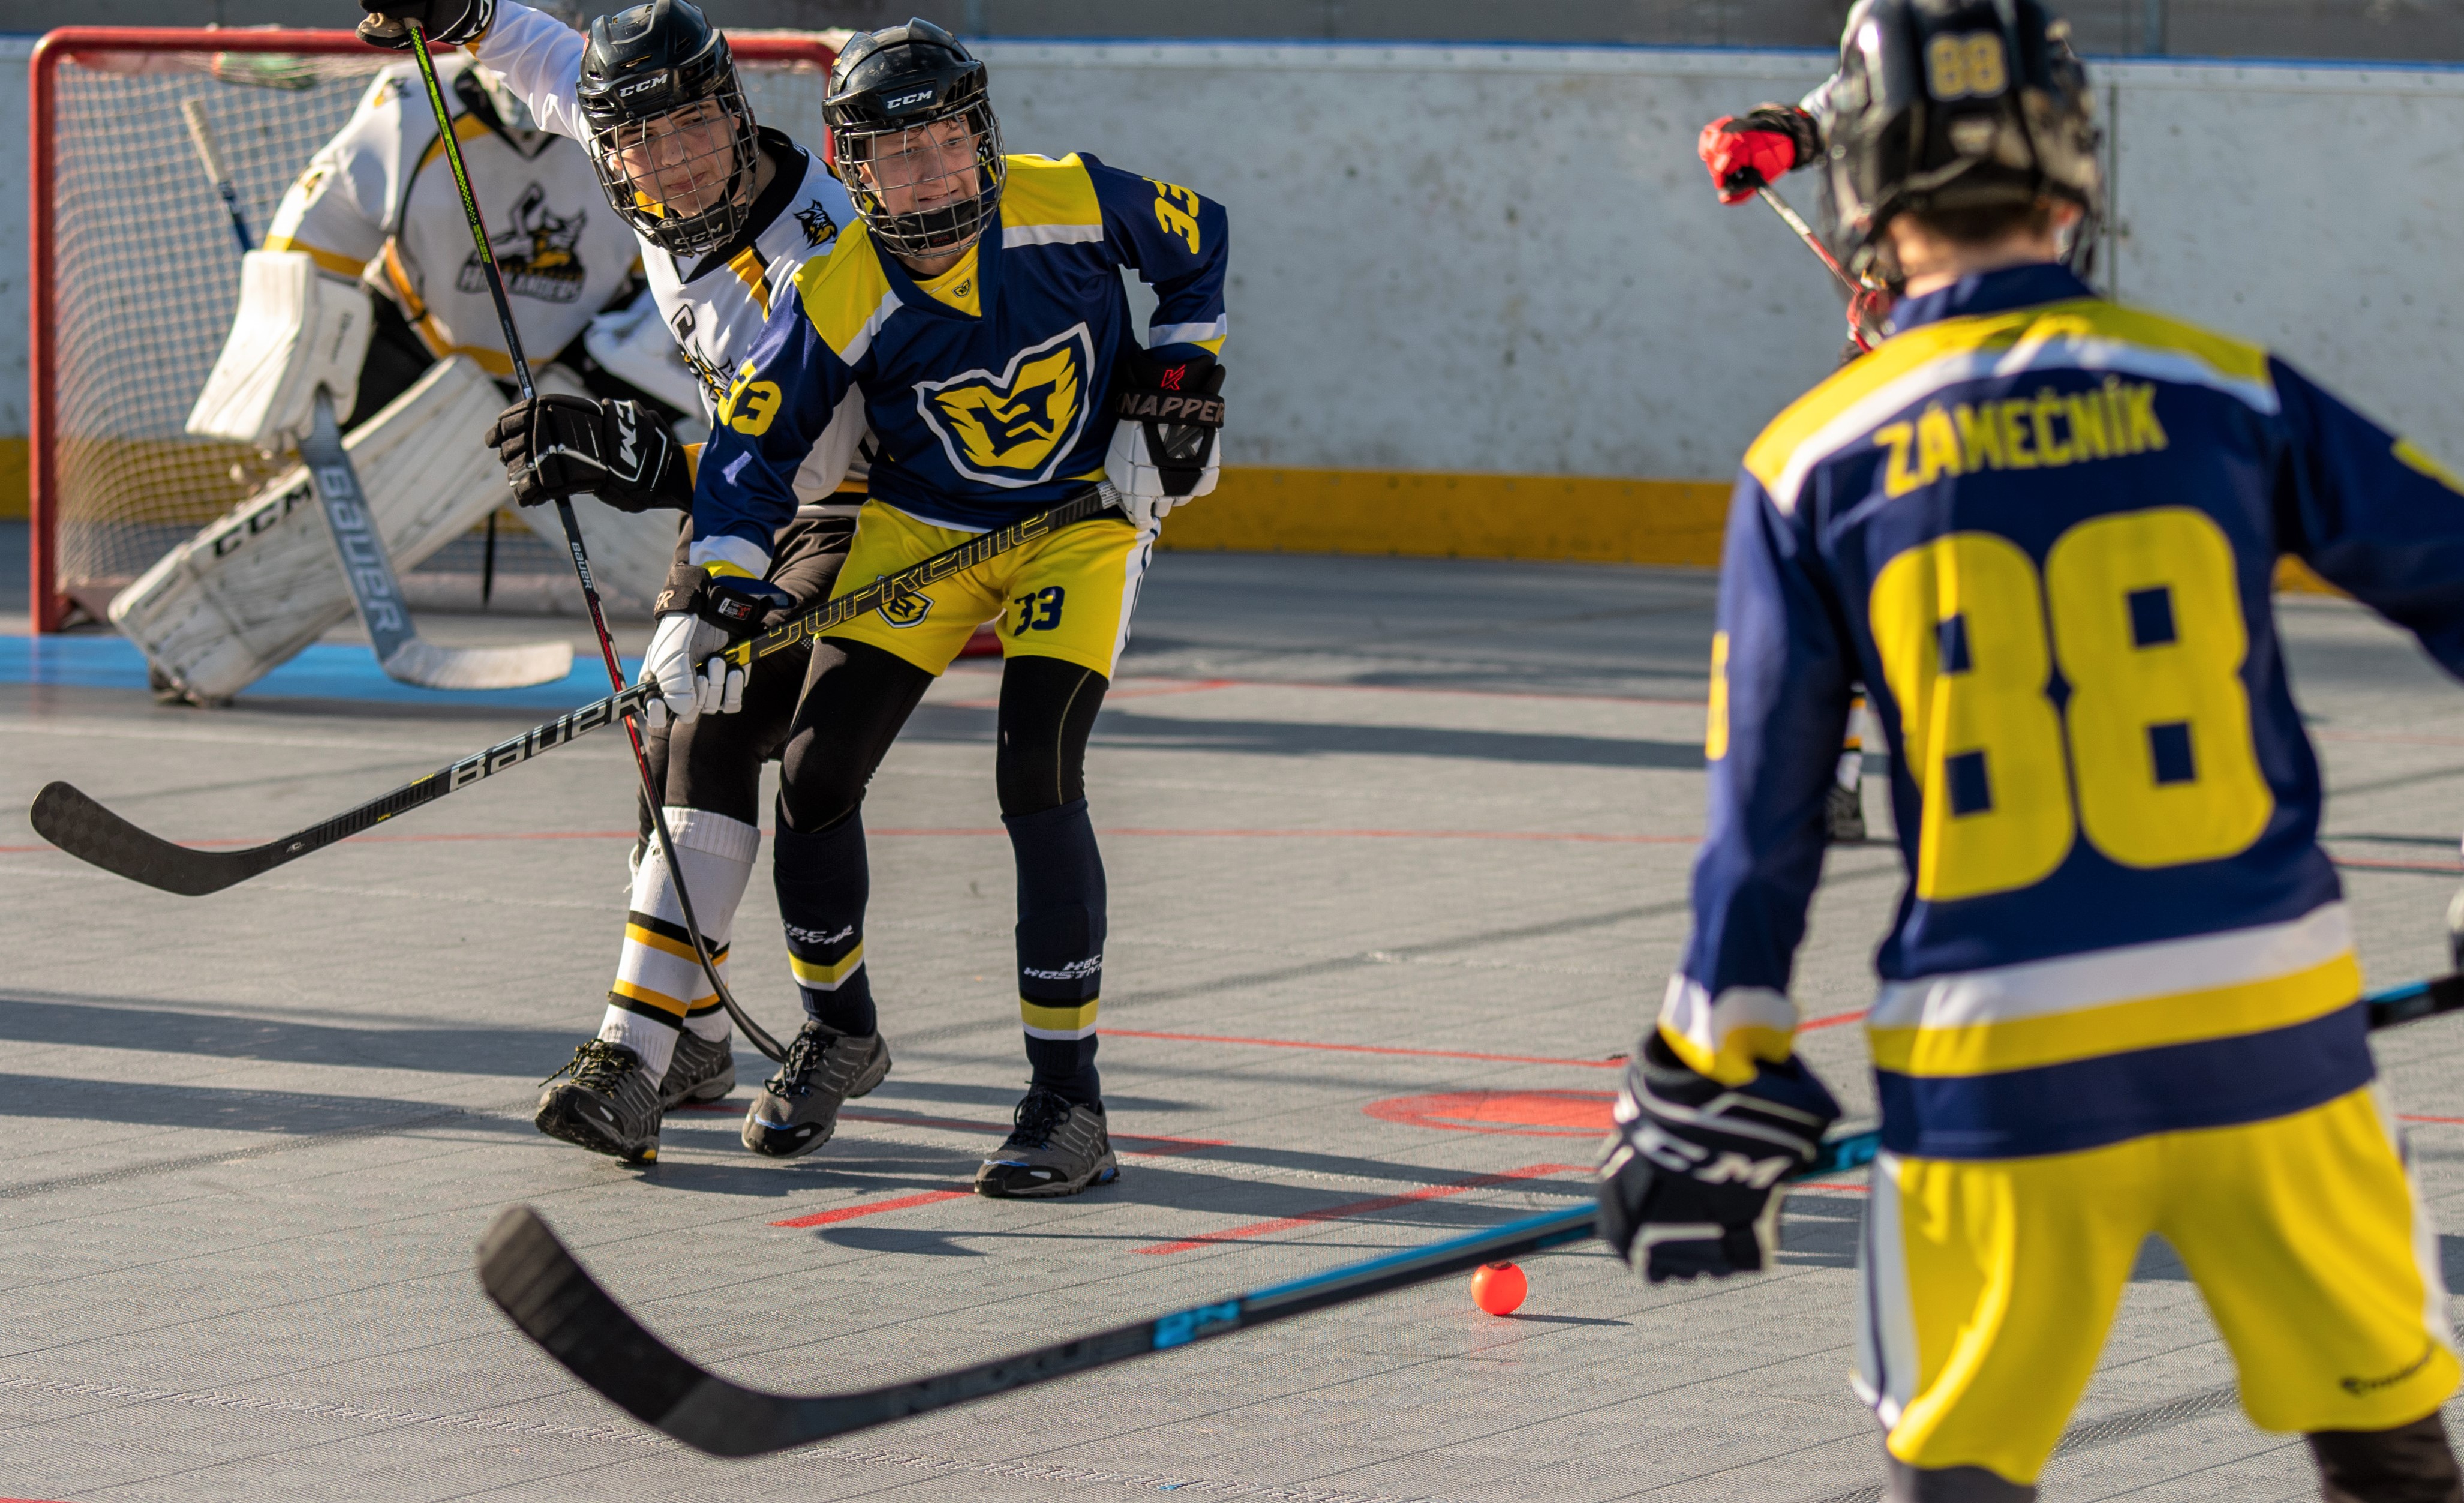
[1598,2,2464,1499]
[636,20,1228,1197]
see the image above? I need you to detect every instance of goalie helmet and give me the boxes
[1819,0,2101,281]
[576,0,760,256]
[824,19,1006,260]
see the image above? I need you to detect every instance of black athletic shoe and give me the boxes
[975,1086,1117,1199]
[740,1022,890,1159]
[662,1028,736,1109]
[536,1039,662,1163]
[1825,781,1867,844]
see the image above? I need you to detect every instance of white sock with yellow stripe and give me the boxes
[599,807,759,1086]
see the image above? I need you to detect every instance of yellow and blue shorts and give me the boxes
[1858,1086,2456,1484]
[819,500,1153,679]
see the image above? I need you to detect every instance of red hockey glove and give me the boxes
[1697,106,1822,205]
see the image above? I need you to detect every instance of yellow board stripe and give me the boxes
[1020,998,1099,1038]
[1868,952,2362,1077]
[788,943,866,991]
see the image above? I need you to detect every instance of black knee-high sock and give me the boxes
[773,807,876,1037]
[1009,798,1105,1107]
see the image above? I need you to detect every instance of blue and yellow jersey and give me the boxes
[1668,263,2464,1160]
[683,152,1228,570]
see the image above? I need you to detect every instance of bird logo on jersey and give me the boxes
[463,184,588,303]
[912,325,1098,488]
[871,575,933,628]
[794,200,839,249]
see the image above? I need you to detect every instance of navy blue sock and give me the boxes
[1008,798,1105,1108]
[773,806,876,1037]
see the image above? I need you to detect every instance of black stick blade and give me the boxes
[29,781,266,896]
[476,1206,798,1457]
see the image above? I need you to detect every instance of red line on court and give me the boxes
[772,1189,972,1228]
[1134,1162,1587,1255]
[2331,857,2464,875]
[1799,1009,1865,1031]
[937,666,1706,710]
[1,824,1699,856]
[2402,1114,2464,1126]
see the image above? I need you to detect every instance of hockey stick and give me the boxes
[480,971,2463,1456]
[181,98,253,254]
[1755,186,1889,352]
[26,488,1116,895]
[397,22,785,1061]
[299,388,575,689]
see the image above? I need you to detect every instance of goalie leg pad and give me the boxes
[603,807,759,1086]
[184,250,374,448]
[114,355,509,702]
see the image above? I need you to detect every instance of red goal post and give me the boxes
[27,26,838,633]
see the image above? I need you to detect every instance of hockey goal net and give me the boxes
[28,26,839,632]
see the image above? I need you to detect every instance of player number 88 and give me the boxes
[1868,508,2273,903]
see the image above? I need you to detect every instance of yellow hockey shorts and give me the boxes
[1857,1086,2456,1485]
[819,500,1153,679]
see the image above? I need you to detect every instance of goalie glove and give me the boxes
[485,394,691,514]
[1697,106,1822,204]
[357,0,495,49]
[637,565,792,727]
[1104,349,1225,529]
[1595,1032,1840,1283]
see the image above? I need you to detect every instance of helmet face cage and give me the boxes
[578,0,761,257]
[831,101,1006,260]
[1821,0,2102,282]
[585,80,762,256]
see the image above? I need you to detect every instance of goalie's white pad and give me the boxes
[184,251,375,446]
[116,355,511,702]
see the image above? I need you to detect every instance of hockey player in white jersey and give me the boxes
[362,0,870,1163]
[125,40,678,704]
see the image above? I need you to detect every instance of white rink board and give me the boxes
[7,40,2464,475]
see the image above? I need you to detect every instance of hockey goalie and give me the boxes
[119,41,704,702]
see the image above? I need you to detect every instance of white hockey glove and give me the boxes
[1104,349,1225,529]
[636,567,791,727]
[1595,1032,1841,1283]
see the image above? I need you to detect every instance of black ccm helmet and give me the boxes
[1820,0,2101,281]
[824,19,1005,259]
[577,0,759,256]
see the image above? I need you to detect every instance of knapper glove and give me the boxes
[636,569,791,726]
[1104,348,1225,529]
[1697,106,1822,204]
[484,394,689,513]
[1595,1031,1841,1282]
[357,0,494,49]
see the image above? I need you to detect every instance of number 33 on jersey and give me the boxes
[1669,263,2464,1162]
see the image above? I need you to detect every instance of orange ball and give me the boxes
[1470,1261,1527,1316]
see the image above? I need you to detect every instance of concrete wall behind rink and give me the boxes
[5,38,2464,568]
[974,41,2464,565]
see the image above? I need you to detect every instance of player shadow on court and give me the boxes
[0,989,584,1079]
[899,701,1707,770]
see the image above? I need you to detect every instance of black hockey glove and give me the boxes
[484,394,690,514]
[357,0,494,49]
[1595,1031,1840,1283]
[1110,347,1226,499]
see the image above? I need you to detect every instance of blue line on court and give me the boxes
[0,635,639,711]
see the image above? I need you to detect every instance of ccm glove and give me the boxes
[1104,348,1225,529]
[357,0,494,48]
[1595,1032,1840,1283]
[1697,106,1823,204]
[636,567,791,726]
[485,394,690,513]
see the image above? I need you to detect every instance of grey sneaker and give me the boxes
[1824,781,1867,843]
[662,1028,736,1109]
[536,1039,662,1164]
[740,1022,890,1159]
[975,1086,1118,1199]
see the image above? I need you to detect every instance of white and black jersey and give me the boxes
[262,53,640,382]
[470,0,869,511]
